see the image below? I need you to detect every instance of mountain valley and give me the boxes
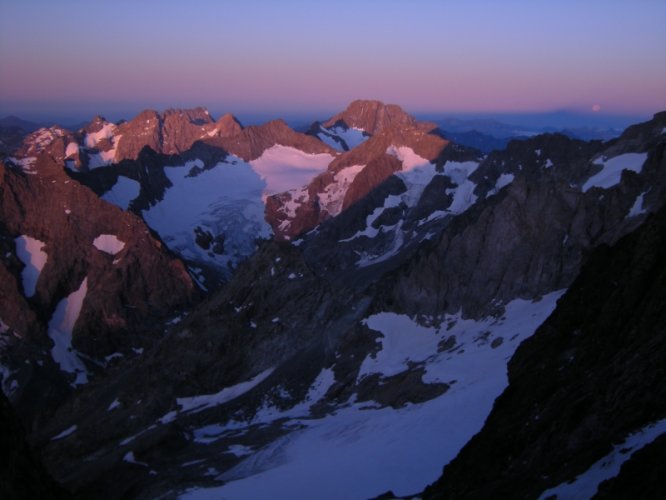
[1,100,665,499]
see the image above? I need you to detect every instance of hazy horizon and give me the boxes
[0,104,653,133]
[1,0,665,125]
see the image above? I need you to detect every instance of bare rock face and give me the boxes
[158,107,215,155]
[114,110,162,161]
[211,113,243,138]
[322,99,421,136]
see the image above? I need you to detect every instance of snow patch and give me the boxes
[626,191,648,218]
[495,173,515,191]
[15,235,48,297]
[539,418,666,500]
[65,142,79,158]
[84,122,116,148]
[441,161,479,215]
[123,451,148,466]
[487,172,515,198]
[165,368,275,423]
[386,145,430,171]
[47,277,89,386]
[228,445,254,457]
[582,152,647,192]
[93,234,125,255]
[51,425,77,441]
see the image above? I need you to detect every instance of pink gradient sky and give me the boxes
[1,0,665,122]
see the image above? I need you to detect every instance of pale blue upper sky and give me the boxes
[0,0,665,122]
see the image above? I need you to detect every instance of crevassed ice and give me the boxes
[142,156,272,268]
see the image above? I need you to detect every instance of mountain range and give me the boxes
[1,99,664,499]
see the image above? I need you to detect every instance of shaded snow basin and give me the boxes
[179,291,564,500]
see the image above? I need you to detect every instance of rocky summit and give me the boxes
[1,101,665,499]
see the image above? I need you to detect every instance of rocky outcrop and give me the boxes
[423,204,666,499]
[322,99,422,135]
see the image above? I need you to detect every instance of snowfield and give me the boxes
[179,291,564,500]
[249,145,334,195]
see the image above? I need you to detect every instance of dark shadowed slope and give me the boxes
[423,205,666,499]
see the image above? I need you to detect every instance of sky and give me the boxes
[0,0,665,124]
